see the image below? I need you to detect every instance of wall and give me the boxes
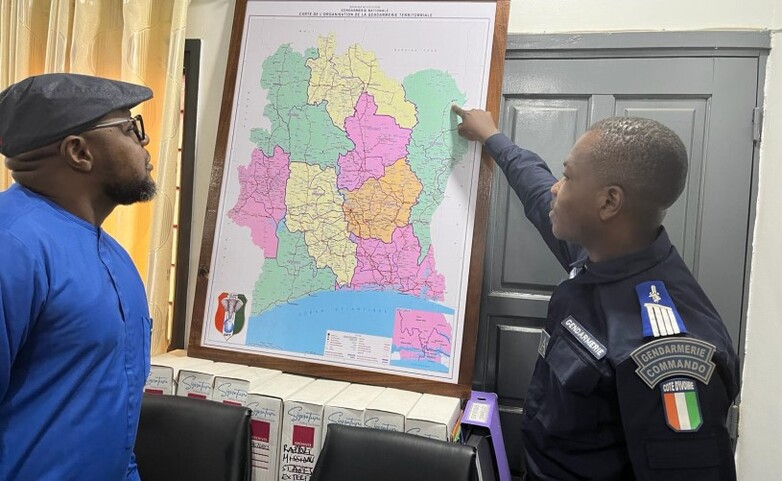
[508,0,774,33]
[185,1,781,476]
[736,23,782,481]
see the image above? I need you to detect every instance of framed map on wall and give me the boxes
[190,0,509,397]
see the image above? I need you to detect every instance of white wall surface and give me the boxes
[185,1,781,476]
[508,0,775,32]
[736,27,782,481]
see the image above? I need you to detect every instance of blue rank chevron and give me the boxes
[635,281,687,338]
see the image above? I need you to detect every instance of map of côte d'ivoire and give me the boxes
[204,2,496,383]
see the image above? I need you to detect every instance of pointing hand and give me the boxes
[452,104,500,144]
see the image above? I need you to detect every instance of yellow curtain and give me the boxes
[0,0,190,355]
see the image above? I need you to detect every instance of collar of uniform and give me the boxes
[571,228,672,284]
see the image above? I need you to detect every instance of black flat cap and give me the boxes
[0,73,152,157]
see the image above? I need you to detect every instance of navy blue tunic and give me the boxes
[484,133,739,481]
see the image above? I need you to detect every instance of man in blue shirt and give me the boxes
[452,105,739,480]
[0,73,156,480]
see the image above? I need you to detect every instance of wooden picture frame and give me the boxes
[189,0,510,398]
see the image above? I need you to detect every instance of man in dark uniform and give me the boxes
[452,105,739,481]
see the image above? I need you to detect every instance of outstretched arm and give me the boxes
[452,105,583,269]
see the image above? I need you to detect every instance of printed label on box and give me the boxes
[144,366,173,395]
[363,411,403,432]
[252,419,271,444]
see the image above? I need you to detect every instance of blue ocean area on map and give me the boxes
[245,290,453,372]
[391,358,450,373]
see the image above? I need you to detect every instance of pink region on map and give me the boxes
[227,146,290,258]
[350,225,445,300]
[392,309,452,362]
[337,92,412,191]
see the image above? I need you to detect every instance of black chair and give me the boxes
[311,424,479,481]
[134,393,252,481]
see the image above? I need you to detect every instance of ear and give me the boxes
[59,135,93,173]
[598,185,624,221]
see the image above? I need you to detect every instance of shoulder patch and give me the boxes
[635,281,687,338]
[660,378,703,432]
[561,316,607,360]
[631,337,716,388]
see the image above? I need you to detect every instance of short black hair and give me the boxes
[587,117,688,212]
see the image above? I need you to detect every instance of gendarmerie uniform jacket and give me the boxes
[484,133,740,481]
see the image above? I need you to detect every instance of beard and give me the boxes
[104,176,157,205]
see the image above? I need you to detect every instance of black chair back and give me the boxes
[311,424,479,481]
[134,393,252,481]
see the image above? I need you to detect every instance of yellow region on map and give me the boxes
[342,158,423,243]
[307,34,416,130]
[285,162,357,284]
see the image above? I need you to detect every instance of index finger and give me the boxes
[451,103,467,117]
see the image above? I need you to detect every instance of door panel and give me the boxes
[474,54,758,477]
[613,99,708,269]
[498,98,590,292]
[496,324,540,400]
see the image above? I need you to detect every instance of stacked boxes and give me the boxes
[321,384,385,443]
[363,388,422,432]
[212,366,282,406]
[405,393,462,442]
[145,351,467,478]
[145,356,213,395]
[176,362,248,399]
[246,374,315,481]
[278,379,350,481]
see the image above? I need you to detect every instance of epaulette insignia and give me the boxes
[635,281,687,338]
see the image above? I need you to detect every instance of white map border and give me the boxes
[201,1,496,384]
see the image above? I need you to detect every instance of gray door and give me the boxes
[473,38,762,477]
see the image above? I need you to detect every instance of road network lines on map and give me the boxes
[231,33,468,316]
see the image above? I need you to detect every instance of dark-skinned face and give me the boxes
[549,131,605,245]
[85,110,156,205]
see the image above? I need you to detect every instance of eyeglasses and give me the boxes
[85,114,146,143]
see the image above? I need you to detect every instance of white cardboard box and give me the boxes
[321,384,385,444]
[405,393,462,442]
[176,362,247,399]
[246,374,315,481]
[363,388,422,432]
[145,356,213,395]
[278,379,350,481]
[212,366,282,406]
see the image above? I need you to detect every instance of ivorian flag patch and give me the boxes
[660,378,702,432]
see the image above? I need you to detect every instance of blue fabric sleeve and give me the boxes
[0,233,47,401]
[483,133,584,270]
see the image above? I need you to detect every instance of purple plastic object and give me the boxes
[460,391,511,481]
